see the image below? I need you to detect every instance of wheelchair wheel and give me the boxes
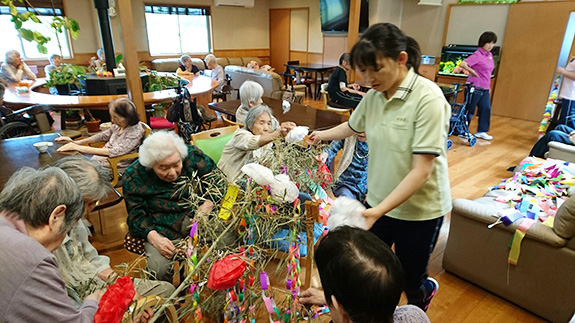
[446,139,453,150]
[469,135,477,147]
[0,121,32,139]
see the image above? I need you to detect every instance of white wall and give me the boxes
[66,0,270,54]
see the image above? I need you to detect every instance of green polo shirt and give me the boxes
[349,68,452,221]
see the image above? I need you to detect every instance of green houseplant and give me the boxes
[45,64,88,95]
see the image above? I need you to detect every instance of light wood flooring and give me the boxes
[93,97,546,322]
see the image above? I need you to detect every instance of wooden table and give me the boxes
[3,75,218,112]
[209,97,348,131]
[0,132,122,234]
[284,63,335,100]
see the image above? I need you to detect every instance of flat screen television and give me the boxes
[320,0,369,33]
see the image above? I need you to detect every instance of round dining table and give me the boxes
[3,75,218,111]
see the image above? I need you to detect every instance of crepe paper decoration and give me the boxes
[207,254,247,290]
[260,272,270,290]
[312,306,331,319]
[508,218,536,265]
[499,210,524,226]
[219,184,240,220]
[94,276,135,323]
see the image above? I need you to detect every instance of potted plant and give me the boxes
[45,64,88,95]
[63,109,82,130]
[147,71,181,92]
[83,109,101,133]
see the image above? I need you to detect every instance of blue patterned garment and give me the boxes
[324,139,369,201]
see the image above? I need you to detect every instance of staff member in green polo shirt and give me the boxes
[308,23,451,312]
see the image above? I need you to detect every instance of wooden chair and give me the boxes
[94,123,152,235]
[191,125,239,144]
[222,115,245,128]
[320,83,352,116]
[191,125,239,163]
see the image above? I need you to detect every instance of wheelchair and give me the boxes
[0,105,52,140]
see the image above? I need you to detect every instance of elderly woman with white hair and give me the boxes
[123,131,227,282]
[52,156,175,309]
[219,104,295,183]
[204,54,224,92]
[235,80,264,124]
[176,54,200,76]
[0,49,37,83]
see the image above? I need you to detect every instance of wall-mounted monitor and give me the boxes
[320,0,369,34]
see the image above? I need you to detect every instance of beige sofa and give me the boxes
[223,65,286,100]
[151,56,263,74]
[443,192,575,322]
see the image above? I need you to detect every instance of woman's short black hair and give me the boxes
[350,23,421,74]
[315,226,405,323]
[339,53,351,65]
[109,97,140,126]
[478,31,497,47]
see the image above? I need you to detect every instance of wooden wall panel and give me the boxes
[308,52,323,64]
[492,1,575,122]
[290,51,308,64]
[323,36,347,66]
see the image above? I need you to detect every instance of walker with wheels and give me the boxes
[446,82,476,149]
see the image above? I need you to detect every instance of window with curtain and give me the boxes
[144,4,212,56]
[0,1,72,60]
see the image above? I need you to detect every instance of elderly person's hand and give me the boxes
[299,287,326,306]
[315,152,328,164]
[194,200,214,221]
[85,289,105,303]
[54,136,74,144]
[147,230,175,259]
[132,308,154,323]
[57,142,81,153]
[568,131,575,145]
[280,121,297,137]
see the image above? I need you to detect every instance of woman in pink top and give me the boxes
[459,31,497,140]
[55,98,145,171]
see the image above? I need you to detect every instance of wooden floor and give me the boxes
[95,97,547,322]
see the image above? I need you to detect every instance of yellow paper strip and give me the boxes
[218,184,240,220]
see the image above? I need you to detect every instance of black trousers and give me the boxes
[369,213,444,308]
[331,91,363,109]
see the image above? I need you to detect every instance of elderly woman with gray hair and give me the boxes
[52,156,175,308]
[235,80,264,124]
[0,167,102,322]
[0,49,37,83]
[219,104,296,183]
[204,54,225,92]
[123,131,227,282]
[176,54,200,76]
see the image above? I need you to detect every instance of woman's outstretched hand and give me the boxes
[306,131,323,145]
[54,136,73,144]
[361,207,383,229]
[57,142,80,153]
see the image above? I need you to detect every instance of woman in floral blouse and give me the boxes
[55,97,145,170]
